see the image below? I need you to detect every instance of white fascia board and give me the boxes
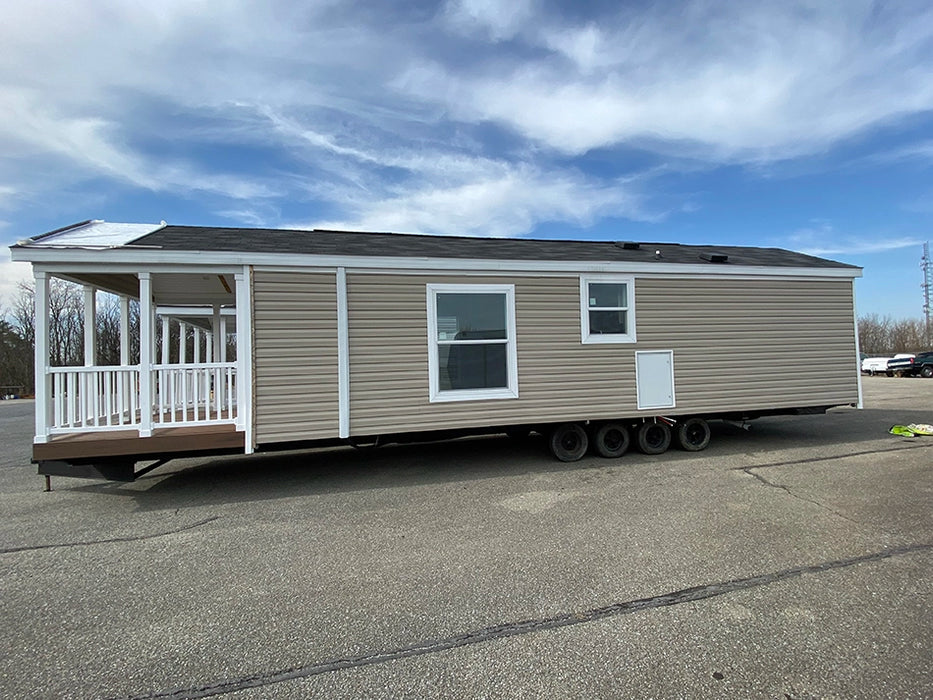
[24,261,244,275]
[11,246,863,279]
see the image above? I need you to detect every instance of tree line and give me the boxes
[858,314,931,356]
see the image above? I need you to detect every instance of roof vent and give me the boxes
[700,252,729,263]
[614,241,641,250]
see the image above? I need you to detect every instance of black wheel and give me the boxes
[674,417,711,451]
[549,423,589,462]
[594,422,630,458]
[636,421,671,455]
[922,366,933,379]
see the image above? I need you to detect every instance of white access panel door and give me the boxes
[636,350,675,410]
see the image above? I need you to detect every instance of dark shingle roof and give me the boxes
[127,225,856,269]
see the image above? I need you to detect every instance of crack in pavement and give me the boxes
[730,442,932,472]
[0,516,219,554]
[735,442,933,526]
[741,467,863,525]
[114,542,933,700]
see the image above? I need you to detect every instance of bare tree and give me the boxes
[859,314,930,355]
[11,278,83,368]
[0,315,31,395]
[10,280,35,346]
[96,293,123,366]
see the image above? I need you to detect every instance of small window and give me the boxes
[427,283,518,402]
[580,276,636,343]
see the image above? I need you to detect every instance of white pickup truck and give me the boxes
[861,357,892,375]
[861,354,915,375]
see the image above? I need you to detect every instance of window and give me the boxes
[427,283,518,402]
[580,276,636,343]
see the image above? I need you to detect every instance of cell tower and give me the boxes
[924,242,933,345]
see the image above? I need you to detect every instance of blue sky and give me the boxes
[1,0,932,318]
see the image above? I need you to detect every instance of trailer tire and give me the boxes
[594,422,630,458]
[922,366,933,379]
[636,422,671,455]
[674,417,711,451]
[549,423,589,462]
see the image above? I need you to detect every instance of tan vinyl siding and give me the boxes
[253,271,339,443]
[637,277,858,412]
[349,274,634,434]
[347,273,858,434]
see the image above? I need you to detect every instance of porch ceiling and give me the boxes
[153,273,235,306]
[61,272,139,298]
[58,272,235,306]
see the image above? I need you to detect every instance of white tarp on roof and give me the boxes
[28,220,163,248]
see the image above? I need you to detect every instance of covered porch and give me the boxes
[32,265,253,462]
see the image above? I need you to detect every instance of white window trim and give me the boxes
[426,283,519,403]
[580,275,636,344]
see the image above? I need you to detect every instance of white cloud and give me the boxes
[873,139,933,164]
[0,0,931,242]
[0,186,15,210]
[786,221,924,257]
[0,88,279,201]
[0,253,32,309]
[796,238,925,257]
[215,208,274,228]
[307,165,652,236]
[442,0,536,41]
[405,2,933,160]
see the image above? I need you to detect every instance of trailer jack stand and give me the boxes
[44,475,51,492]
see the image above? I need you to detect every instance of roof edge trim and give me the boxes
[11,247,863,279]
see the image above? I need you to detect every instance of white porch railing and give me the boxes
[50,366,141,432]
[47,363,237,434]
[152,362,237,426]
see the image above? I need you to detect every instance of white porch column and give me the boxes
[194,328,202,364]
[150,307,157,370]
[138,273,153,437]
[205,328,213,364]
[119,296,130,366]
[235,269,253,453]
[179,322,187,364]
[212,305,222,362]
[83,287,96,367]
[34,271,51,443]
[219,316,228,362]
[161,316,170,365]
[336,267,350,439]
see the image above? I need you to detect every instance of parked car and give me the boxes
[861,356,894,375]
[887,352,933,377]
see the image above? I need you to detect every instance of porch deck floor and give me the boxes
[34,422,244,462]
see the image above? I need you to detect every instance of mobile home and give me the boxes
[11,221,862,480]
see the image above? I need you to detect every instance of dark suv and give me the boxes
[887,351,933,378]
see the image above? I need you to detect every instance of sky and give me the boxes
[1,0,932,318]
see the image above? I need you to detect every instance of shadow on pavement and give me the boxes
[72,404,933,510]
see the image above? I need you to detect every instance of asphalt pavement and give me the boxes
[0,376,931,699]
